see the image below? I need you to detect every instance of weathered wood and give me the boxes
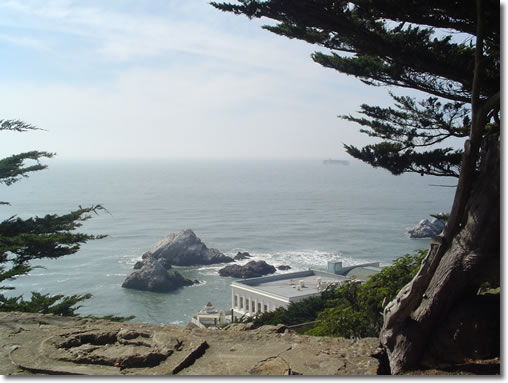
[380,133,499,374]
[379,0,501,373]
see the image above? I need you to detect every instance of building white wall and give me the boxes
[230,270,351,319]
[231,285,288,319]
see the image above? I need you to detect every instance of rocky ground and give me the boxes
[0,312,381,376]
[0,312,499,376]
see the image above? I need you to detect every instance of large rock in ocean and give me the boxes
[143,229,234,266]
[408,217,446,238]
[218,260,276,279]
[122,258,194,292]
[233,251,252,261]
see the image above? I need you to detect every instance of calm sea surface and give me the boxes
[2,158,455,324]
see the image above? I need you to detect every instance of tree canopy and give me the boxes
[211,0,500,373]
[0,120,105,316]
[211,0,500,177]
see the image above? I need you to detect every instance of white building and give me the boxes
[231,269,350,319]
[190,302,231,329]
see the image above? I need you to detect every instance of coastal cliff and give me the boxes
[0,312,381,376]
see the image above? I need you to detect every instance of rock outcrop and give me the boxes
[122,259,194,293]
[408,217,446,238]
[143,229,233,266]
[277,265,291,270]
[123,230,233,292]
[218,260,276,278]
[0,312,382,376]
[233,252,252,261]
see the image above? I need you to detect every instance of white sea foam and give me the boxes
[120,256,142,266]
[224,249,367,273]
[190,280,207,286]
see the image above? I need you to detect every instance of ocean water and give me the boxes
[2,158,455,325]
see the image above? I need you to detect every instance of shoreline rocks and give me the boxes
[218,260,276,279]
[408,217,446,238]
[122,229,232,293]
[122,258,195,293]
[144,229,234,266]
[233,251,252,261]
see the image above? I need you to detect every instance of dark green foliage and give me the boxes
[0,119,40,132]
[342,94,469,177]
[344,142,463,177]
[0,292,92,317]
[250,287,337,327]
[343,95,471,144]
[0,291,136,319]
[211,0,500,177]
[0,206,107,287]
[251,250,426,337]
[0,262,32,288]
[0,120,53,188]
[212,0,499,101]
[0,119,108,317]
[308,250,426,337]
[0,151,55,187]
[85,314,137,322]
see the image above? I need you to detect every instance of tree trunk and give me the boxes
[379,133,500,374]
[379,1,500,373]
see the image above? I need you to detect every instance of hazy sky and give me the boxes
[0,0,415,160]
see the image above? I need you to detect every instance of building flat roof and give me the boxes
[232,270,350,301]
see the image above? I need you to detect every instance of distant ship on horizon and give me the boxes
[323,159,350,165]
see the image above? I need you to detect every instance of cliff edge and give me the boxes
[0,312,381,376]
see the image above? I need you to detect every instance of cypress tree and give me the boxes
[0,119,105,316]
[211,0,500,373]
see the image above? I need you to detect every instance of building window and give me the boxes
[257,302,261,313]
[234,295,238,307]
[263,304,268,312]
[251,300,255,312]
[240,297,243,309]
[245,299,249,311]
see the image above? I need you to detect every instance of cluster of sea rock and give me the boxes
[122,229,290,293]
[407,215,447,239]
[123,214,448,293]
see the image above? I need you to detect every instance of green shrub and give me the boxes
[0,291,135,321]
[250,250,427,337]
[250,289,337,327]
[0,291,92,317]
[307,250,426,337]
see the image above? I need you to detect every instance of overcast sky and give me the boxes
[0,0,406,160]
